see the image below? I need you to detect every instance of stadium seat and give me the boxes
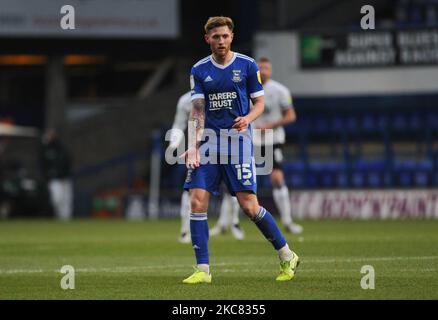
[394,159,433,187]
[377,114,389,130]
[362,114,377,132]
[307,161,345,189]
[414,159,433,187]
[331,115,345,133]
[351,159,386,188]
[348,115,359,131]
[427,112,438,131]
[393,113,408,131]
[284,161,307,188]
[313,116,330,134]
[409,112,423,131]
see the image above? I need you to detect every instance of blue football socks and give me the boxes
[252,207,287,250]
[190,212,209,265]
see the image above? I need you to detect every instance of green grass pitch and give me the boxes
[0,218,437,299]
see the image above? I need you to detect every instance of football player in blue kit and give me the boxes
[181,16,300,284]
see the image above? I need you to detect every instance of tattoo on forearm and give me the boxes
[188,98,205,149]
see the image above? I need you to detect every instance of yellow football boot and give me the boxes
[276,252,300,281]
[182,267,212,284]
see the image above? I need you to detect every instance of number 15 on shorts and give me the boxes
[235,164,252,180]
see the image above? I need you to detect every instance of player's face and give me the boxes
[258,61,272,84]
[205,26,234,58]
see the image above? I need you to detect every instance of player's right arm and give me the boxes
[184,98,205,169]
[181,69,205,169]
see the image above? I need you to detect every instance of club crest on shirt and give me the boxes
[232,70,242,82]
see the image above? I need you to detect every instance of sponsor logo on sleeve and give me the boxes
[257,71,262,84]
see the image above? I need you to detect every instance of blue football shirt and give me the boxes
[190,52,264,157]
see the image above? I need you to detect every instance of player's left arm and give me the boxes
[233,95,264,132]
[233,61,265,132]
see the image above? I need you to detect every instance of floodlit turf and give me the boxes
[0,218,437,300]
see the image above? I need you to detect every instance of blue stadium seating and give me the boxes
[283,105,436,189]
[283,161,307,189]
[162,96,438,190]
[393,159,433,187]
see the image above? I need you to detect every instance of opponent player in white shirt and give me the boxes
[168,91,193,244]
[253,57,303,234]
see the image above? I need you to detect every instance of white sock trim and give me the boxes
[181,191,191,233]
[197,264,210,274]
[190,212,208,221]
[278,244,294,262]
[273,185,292,225]
[230,196,240,225]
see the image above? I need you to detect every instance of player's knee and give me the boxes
[239,201,259,219]
[190,197,207,213]
[271,179,282,188]
[271,170,284,187]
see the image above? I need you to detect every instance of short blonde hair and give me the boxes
[204,16,234,33]
[257,57,271,64]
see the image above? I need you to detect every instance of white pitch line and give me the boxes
[0,269,44,274]
[219,268,437,273]
[1,267,436,274]
[303,256,438,263]
[1,256,437,274]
